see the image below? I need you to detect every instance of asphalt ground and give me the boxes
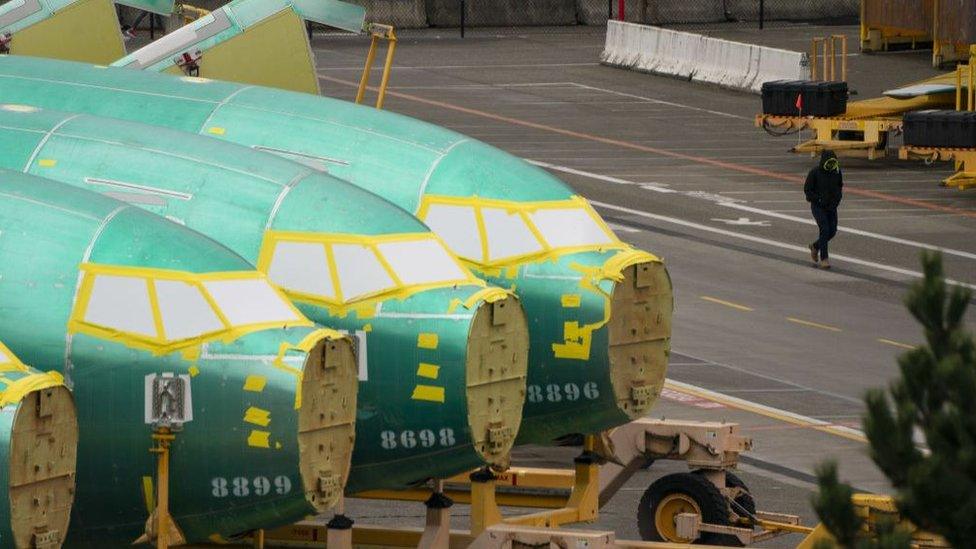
[304,24,976,546]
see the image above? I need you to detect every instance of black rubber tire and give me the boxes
[722,471,757,521]
[636,472,741,546]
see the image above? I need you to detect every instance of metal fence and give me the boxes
[342,0,858,31]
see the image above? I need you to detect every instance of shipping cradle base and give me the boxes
[187,418,822,548]
[899,145,976,189]
[755,114,900,160]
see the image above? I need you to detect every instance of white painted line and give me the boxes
[531,160,976,263]
[567,82,750,120]
[664,379,867,443]
[590,199,976,291]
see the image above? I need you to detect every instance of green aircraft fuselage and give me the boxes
[0,104,529,493]
[0,55,673,444]
[0,170,360,546]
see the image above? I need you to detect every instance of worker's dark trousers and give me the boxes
[810,204,838,260]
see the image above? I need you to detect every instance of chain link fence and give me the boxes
[342,0,858,30]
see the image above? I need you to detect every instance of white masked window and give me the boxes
[528,207,614,248]
[422,204,484,260]
[332,243,395,301]
[481,207,543,261]
[377,239,468,285]
[267,241,335,299]
[0,348,10,363]
[155,280,224,340]
[84,275,156,336]
[203,279,300,325]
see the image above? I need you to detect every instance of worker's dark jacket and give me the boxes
[804,151,843,210]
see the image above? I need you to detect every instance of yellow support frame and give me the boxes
[755,114,902,160]
[356,23,398,110]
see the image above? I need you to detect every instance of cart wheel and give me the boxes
[637,472,742,546]
[723,471,756,522]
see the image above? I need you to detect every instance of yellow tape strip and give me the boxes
[0,342,29,373]
[273,328,347,409]
[207,127,226,135]
[552,248,659,360]
[38,158,57,167]
[0,371,65,408]
[417,333,438,349]
[247,430,271,448]
[411,385,445,403]
[416,363,439,379]
[243,375,267,392]
[244,406,271,427]
[561,294,581,308]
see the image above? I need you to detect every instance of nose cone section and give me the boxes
[8,383,77,548]
[465,293,529,466]
[607,256,673,418]
[294,332,358,512]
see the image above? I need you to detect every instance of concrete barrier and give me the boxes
[601,20,808,93]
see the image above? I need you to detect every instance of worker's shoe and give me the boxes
[818,259,831,269]
[808,243,818,263]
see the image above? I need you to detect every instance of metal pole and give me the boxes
[376,34,397,110]
[956,65,962,111]
[811,38,819,81]
[822,38,829,80]
[460,0,465,38]
[840,35,847,81]
[618,0,624,21]
[355,36,378,104]
[759,0,764,29]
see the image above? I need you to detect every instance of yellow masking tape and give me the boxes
[243,375,267,392]
[207,127,226,135]
[188,365,200,377]
[247,430,271,448]
[257,231,483,316]
[417,333,439,349]
[0,371,65,408]
[416,363,439,379]
[561,294,581,308]
[273,328,347,410]
[38,159,57,167]
[0,342,28,373]
[244,406,271,427]
[411,385,445,403]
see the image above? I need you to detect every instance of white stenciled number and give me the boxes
[380,430,397,449]
[400,430,417,448]
[211,477,228,498]
[438,427,456,446]
[232,477,250,497]
[211,475,290,498]
[253,476,270,496]
[418,429,436,448]
[525,383,601,403]
[274,475,292,495]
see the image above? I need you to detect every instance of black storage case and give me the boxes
[903,110,976,149]
[761,80,848,117]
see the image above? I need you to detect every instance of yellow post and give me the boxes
[375,30,398,110]
[839,35,848,81]
[150,429,176,549]
[356,35,379,105]
[468,470,502,535]
[828,37,836,80]
[957,65,963,111]
[811,38,820,80]
[969,64,974,111]
[822,39,829,80]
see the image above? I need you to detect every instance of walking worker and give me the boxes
[805,149,843,269]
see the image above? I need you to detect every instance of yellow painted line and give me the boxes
[664,379,867,444]
[877,338,915,350]
[787,317,841,332]
[700,295,753,312]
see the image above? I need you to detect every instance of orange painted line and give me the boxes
[322,75,976,219]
